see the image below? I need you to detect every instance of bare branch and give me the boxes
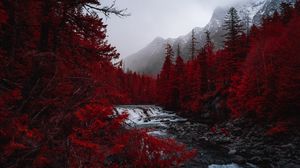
[85,1,130,18]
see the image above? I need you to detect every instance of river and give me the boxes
[114,105,257,168]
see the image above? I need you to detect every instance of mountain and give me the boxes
[124,0,295,75]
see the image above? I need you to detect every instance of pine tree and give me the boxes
[223,7,244,53]
[176,44,181,57]
[172,48,185,110]
[165,43,174,62]
[157,43,174,108]
[198,49,208,95]
[280,2,293,24]
[204,31,214,57]
[190,29,197,59]
[218,7,247,88]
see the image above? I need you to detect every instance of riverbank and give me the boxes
[168,117,300,168]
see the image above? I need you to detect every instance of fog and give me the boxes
[100,0,251,58]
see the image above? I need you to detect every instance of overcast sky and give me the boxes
[100,0,248,58]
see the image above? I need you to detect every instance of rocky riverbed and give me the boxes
[169,118,300,168]
[115,105,300,168]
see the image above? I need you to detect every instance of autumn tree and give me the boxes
[228,4,300,119]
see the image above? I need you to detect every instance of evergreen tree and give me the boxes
[280,2,293,24]
[204,31,214,57]
[190,29,197,59]
[165,43,174,63]
[223,7,244,53]
[176,44,181,57]
[172,49,185,110]
[157,43,174,108]
[198,48,208,95]
[218,7,247,88]
[204,31,215,91]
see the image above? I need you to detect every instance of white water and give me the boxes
[209,163,240,168]
[114,105,186,136]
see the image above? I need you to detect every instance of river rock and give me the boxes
[185,121,191,125]
[228,149,237,155]
[232,155,246,164]
[249,156,262,163]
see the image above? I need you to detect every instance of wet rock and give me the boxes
[232,155,246,164]
[249,156,262,163]
[228,149,237,155]
[249,156,272,165]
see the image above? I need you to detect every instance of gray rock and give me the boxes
[249,156,262,163]
[228,149,237,155]
[232,155,246,164]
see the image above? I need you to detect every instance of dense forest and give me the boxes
[157,2,300,125]
[0,0,299,167]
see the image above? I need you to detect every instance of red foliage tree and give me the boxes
[155,3,300,123]
[0,1,194,167]
[228,3,300,119]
